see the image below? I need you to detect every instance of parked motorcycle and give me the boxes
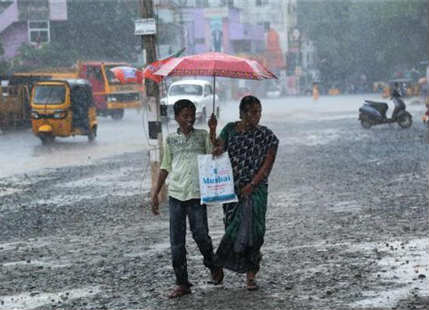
[358,91,412,129]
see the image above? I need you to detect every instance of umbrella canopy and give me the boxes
[153,52,277,80]
[143,47,186,83]
[418,77,427,85]
[153,52,277,113]
[109,66,142,84]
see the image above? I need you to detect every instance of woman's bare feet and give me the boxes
[246,271,258,291]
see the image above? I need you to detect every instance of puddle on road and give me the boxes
[328,200,363,213]
[0,238,52,252]
[0,286,101,310]
[124,240,170,258]
[52,166,150,198]
[350,238,429,308]
[0,187,22,197]
[18,167,149,207]
[57,167,142,188]
[31,187,142,207]
[390,173,421,185]
[0,175,55,200]
[265,111,356,122]
[2,259,71,269]
[283,129,341,146]
[264,236,428,308]
[263,239,354,260]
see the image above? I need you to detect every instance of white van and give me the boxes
[160,79,219,123]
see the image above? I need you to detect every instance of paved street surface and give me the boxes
[0,95,428,310]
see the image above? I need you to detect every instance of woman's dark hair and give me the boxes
[174,99,196,116]
[239,95,261,119]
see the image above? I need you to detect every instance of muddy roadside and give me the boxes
[0,112,428,310]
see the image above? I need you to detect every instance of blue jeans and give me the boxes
[169,197,216,286]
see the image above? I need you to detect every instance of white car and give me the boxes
[160,79,219,123]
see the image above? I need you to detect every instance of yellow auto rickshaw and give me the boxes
[31,79,97,144]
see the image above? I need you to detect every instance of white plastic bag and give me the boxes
[197,153,238,205]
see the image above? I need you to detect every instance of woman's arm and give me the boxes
[208,113,227,156]
[241,146,278,196]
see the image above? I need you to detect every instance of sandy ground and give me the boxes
[0,94,428,310]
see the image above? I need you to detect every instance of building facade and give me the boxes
[155,0,300,94]
[0,0,315,95]
[0,0,68,60]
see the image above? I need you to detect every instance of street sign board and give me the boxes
[135,18,156,35]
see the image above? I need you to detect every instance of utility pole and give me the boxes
[139,0,166,203]
[140,0,159,100]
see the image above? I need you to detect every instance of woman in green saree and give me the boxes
[211,95,278,290]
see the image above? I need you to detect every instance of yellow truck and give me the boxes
[0,77,34,130]
[13,61,143,120]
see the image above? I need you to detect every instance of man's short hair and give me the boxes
[174,99,196,116]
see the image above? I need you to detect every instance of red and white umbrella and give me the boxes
[109,66,143,84]
[153,52,277,111]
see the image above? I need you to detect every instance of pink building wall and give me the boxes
[0,0,67,60]
[1,22,27,59]
[0,0,18,33]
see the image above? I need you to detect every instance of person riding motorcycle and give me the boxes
[390,83,406,120]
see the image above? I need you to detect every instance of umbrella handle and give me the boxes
[213,75,216,116]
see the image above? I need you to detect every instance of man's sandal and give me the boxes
[168,285,192,299]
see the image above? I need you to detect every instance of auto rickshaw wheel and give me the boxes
[40,133,55,145]
[88,126,97,142]
[111,109,124,120]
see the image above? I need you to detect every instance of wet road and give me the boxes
[0,110,150,178]
[1,94,428,309]
[1,94,424,179]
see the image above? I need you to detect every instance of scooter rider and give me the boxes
[391,82,406,120]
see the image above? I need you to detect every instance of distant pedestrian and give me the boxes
[211,95,279,290]
[312,82,320,101]
[151,99,223,299]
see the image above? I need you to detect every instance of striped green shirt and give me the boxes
[161,128,212,201]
